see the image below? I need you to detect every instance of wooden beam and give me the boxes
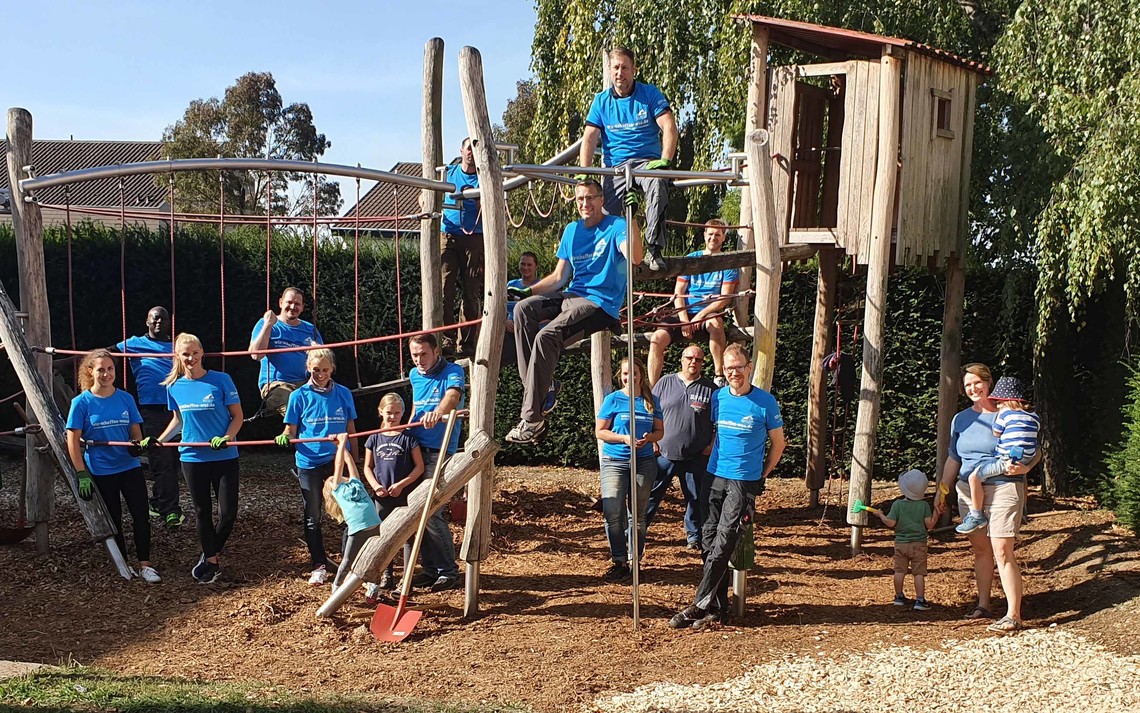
[733,164,753,328]
[797,61,851,78]
[806,248,839,495]
[936,254,964,491]
[631,244,815,282]
[788,228,839,245]
[846,50,902,551]
[744,25,783,390]
[419,38,445,331]
[7,107,54,553]
[456,46,508,617]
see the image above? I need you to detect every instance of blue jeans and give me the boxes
[418,449,459,579]
[646,454,708,545]
[599,455,656,565]
[296,461,334,568]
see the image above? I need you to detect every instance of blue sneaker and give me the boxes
[542,379,561,417]
[956,512,989,534]
[893,594,907,607]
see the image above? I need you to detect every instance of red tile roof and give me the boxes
[333,161,427,232]
[1,139,166,208]
[738,14,992,75]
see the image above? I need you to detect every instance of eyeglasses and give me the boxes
[682,355,704,362]
[723,365,749,373]
[575,194,602,203]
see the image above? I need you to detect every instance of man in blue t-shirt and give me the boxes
[502,251,539,370]
[647,220,739,386]
[406,333,465,592]
[441,137,484,357]
[248,287,323,417]
[505,179,643,445]
[668,344,786,631]
[115,305,182,527]
[579,46,679,272]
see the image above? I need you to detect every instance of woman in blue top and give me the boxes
[594,357,664,582]
[934,363,1039,632]
[65,349,161,583]
[275,348,357,586]
[156,333,243,584]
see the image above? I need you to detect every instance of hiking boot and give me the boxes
[410,571,438,589]
[542,379,561,417]
[505,419,546,444]
[685,540,701,551]
[893,594,907,607]
[164,512,185,529]
[690,609,727,631]
[603,562,631,583]
[913,597,932,611]
[308,566,328,586]
[668,605,706,629]
[956,512,989,534]
[196,560,220,584]
[645,245,669,272]
[430,574,463,592]
[138,566,162,584]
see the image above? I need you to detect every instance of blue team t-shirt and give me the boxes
[283,383,358,469]
[250,318,323,389]
[167,370,241,463]
[332,478,382,535]
[115,335,173,406]
[949,408,1020,484]
[66,389,143,476]
[506,278,526,321]
[708,386,784,481]
[365,431,422,508]
[557,214,629,319]
[409,359,466,454]
[680,251,739,316]
[597,390,663,460]
[584,82,672,166]
[442,164,482,234]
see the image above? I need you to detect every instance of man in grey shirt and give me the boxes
[646,344,715,549]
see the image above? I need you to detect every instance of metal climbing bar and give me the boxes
[455,138,583,201]
[504,163,742,184]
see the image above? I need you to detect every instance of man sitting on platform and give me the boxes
[249,287,324,417]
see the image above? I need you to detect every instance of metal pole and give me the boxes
[732,569,747,617]
[316,572,363,617]
[850,525,863,556]
[624,161,640,631]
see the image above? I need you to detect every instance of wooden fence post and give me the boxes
[806,248,839,502]
[456,45,508,617]
[420,38,444,331]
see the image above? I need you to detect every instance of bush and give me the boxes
[1106,360,1140,533]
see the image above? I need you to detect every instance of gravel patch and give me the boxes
[587,628,1140,712]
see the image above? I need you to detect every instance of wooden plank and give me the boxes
[806,248,839,492]
[797,61,851,78]
[788,228,839,244]
[456,46,509,616]
[420,38,445,330]
[955,72,978,259]
[847,49,901,537]
[905,54,932,263]
[841,61,863,257]
[734,164,753,327]
[857,61,881,263]
[791,84,826,227]
[768,66,797,245]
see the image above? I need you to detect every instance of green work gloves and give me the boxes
[623,189,642,213]
[507,285,533,301]
[644,157,672,171]
[77,470,94,501]
[572,173,589,183]
[127,441,143,457]
[274,433,291,448]
[138,436,158,450]
[209,435,231,450]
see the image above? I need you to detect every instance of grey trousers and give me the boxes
[513,292,615,422]
[603,158,669,250]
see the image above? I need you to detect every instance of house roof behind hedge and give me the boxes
[333,161,426,232]
[1,139,166,209]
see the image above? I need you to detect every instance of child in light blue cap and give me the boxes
[871,469,939,610]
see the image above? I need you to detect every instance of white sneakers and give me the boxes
[308,566,328,586]
[133,565,162,583]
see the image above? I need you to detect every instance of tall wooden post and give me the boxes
[847,49,902,555]
[7,108,54,553]
[745,26,782,391]
[420,38,445,331]
[457,46,508,617]
[733,165,753,328]
[806,248,839,503]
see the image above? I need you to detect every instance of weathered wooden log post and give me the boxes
[420,38,445,331]
[457,45,508,617]
[806,248,839,504]
[733,165,753,328]
[7,108,54,554]
[847,48,903,555]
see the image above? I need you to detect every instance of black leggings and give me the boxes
[94,467,151,562]
[333,524,380,588]
[182,458,240,559]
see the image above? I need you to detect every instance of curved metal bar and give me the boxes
[506,163,741,183]
[20,157,456,194]
[454,138,584,200]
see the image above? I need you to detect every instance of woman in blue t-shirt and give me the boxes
[276,348,358,587]
[361,393,425,596]
[594,357,664,582]
[934,362,1038,632]
[156,333,243,584]
[65,349,161,583]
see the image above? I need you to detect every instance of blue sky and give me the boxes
[7,1,538,204]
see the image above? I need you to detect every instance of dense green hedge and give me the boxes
[0,222,1114,487]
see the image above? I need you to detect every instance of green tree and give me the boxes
[161,71,341,216]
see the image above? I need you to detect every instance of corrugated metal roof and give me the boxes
[739,14,992,75]
[333,161,426,232]
[1,139,166,208]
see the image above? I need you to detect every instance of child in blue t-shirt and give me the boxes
[65,349,161,583]
[362,393,425,599]
[957,376,1041,535]
[324,434,382,594]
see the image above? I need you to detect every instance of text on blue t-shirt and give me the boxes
[66,389,143,476]
[442,164,482,234]
[409,360,466,454]
[680,251,739,316]
[708,387,783,481]
[284,383,357,469]
[584,82,672,166]
[557,214,628,319]
[167,370,241,463]
[597,390,663,460]
[251,318,323,389]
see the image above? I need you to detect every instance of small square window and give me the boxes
[931,89,954,139]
